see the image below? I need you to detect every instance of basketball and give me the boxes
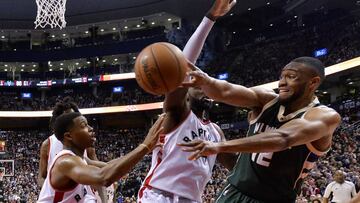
[134,42,187,95]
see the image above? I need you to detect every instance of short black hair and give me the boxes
[54,112,82,142]
[49,97,80,131]
[291,57,325,82]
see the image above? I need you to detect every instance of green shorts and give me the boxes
[215,183,265,203]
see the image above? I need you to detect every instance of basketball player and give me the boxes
[38,97,107,202]
[137,0,237,202]
[38,112,164,202]
[180,57,341,202]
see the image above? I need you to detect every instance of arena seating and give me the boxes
[2,96,359,202]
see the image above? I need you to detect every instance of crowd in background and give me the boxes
[1,95,359,202]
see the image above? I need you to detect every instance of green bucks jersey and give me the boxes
[227,97,327,202]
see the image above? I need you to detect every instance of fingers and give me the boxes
[186,60,199,71]
[229,0,237,8]
[188,148,205,161]
[177,140,202,147]
[181,82,196,88]
[154,143,164,148]
[188,151,200,161]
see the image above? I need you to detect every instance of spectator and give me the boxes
[323,170,357,203]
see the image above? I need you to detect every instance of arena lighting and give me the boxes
[0,57,359,117]
[0,102,164,117]
[255,56,360,89]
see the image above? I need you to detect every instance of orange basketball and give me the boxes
[134,42,187,95]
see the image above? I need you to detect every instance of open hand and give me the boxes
[208,0,237,19]
[178,139,219,160]
[142,114,165,152]
[181,61,213,88]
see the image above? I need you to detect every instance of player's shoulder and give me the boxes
[55,153,83,170]
[306,105,341,124]
[249,86,278,108]
[210,122,225,140]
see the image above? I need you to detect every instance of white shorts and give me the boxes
[138,187,199,203]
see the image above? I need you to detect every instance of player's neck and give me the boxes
[64,144,85,158]
[193,110,205,120]
[283,94,315,116]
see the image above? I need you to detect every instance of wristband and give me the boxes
[205,12,217,22]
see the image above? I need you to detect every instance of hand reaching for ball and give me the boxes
[181,61,214,88]
[208,0,237,20]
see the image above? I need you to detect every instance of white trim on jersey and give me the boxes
[38,150,97,203]
[138,111,221,202]
[249,97,278,125]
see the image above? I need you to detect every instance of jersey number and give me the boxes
[251,152,273,167]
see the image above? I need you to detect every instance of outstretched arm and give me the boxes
[164,0,236,128]
[54,116,164,187]
[86,145,108,203]
[182,64,277,109]
[180,107,340,160]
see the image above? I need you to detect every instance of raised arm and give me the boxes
[53,116,164,187]
[163,0,236,125]
[182,64,277,109]
[38,138,49,187]
[180,107,341,160]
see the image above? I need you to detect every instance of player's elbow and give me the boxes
[275,132,292,151]
[98,171,114,187]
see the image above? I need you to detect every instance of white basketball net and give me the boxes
[34,0,67,29]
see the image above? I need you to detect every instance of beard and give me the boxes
[190,97,213,113]
[278,84,306,105]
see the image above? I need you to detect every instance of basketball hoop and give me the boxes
[34,0,67,29]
